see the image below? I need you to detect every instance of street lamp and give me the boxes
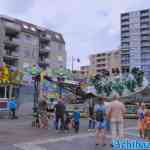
[32,74,40,113]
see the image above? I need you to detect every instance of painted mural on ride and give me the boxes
[0,62,22,85]
[84,67,149,98]
[22,64,75,99]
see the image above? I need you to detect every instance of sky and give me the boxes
[0,0,150,69]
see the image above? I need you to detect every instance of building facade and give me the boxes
[80,65,90,77]
[121,9,150,81]
[0,15,66,70]
[89,50,121,76]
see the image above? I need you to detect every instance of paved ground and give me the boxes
[0,96,142,150]
[0,113,140,150]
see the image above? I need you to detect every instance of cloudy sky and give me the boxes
[0,0,149,69]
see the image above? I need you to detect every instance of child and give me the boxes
[73,107,80,133]
[144,110,150,140]
[8,97,17,119]
[65,112,72,132]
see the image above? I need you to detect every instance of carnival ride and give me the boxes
[0,61,149,114]
[0,63,22,112]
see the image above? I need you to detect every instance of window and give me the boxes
[55,34,60,40]
[46,34,51,39]
[25,34,31,39]
[24,50,31,57]
[23,24,29,29]
[30,27,36,32]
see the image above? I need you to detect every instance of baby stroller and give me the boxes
[32,112,40,128]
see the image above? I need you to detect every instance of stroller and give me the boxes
[32,112,40,128]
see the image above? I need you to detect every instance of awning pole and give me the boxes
[4,86,7,98]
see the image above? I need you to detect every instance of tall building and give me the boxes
[108,50,121,74]
[121,9,150,81]
[89,49,121,76]
[0,15,66,69]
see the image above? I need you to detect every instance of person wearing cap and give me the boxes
[108,94,126,139]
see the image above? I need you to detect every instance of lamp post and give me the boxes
[33,74,40,113]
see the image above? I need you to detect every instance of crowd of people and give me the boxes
[33,97,81,134]
[87,94,126,147]
[30,94,150,147]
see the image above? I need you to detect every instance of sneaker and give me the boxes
[88,129,91,132]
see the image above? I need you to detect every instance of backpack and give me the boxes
[96,105,105,122]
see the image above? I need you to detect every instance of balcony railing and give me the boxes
[141,30,150,34]
[40,34,51,43]
[5,22,21,32]
[141,42,150,47]
[3,50,19,58]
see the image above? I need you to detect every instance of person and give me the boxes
[38,100,48,129]
[88,94,95,131]
[144,110,150,140]
[104,101,111,134]
[8,97,17,119]
[73,107,80,133]
[65,112,72,132]
[95,97,107,147]
[108,94,126,139]
[54,98,66,131]
[137,102,145,138]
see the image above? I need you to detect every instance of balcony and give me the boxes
[38,59,49,68]
[121,13,129,17]
[39,46,50,55]
[121,49,129,54]
[121,21,129,26]
[3,50,19,58]
[121,38,129,43]
[141,38,150,43]
[140,10,149,17]
[121,32,129,37]
[3,56,18,67]
[121,27,129,32]
[40,34,50,44]
[141,45,150,49]
[141,42,150,47]
[5,21,21,32]
[4,37,19,49]
[141,18,150,24]
[141,30,150,34]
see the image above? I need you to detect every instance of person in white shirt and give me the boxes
[108,94,126,139]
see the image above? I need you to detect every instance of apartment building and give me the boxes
[80,65,90,77]
[0,15,66,70]
[121,9,150,81]
[89,50,121,76]
[108,50,121,74]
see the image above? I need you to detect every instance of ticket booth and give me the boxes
[0,83,19,112]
